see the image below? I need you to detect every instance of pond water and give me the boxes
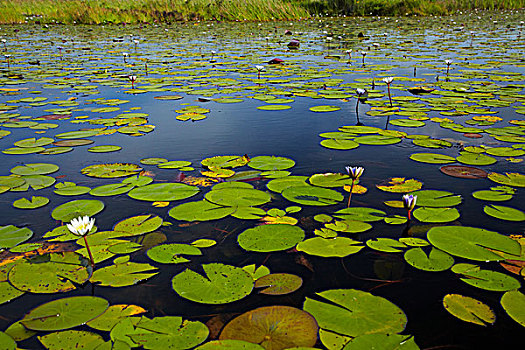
[0,11,524,350]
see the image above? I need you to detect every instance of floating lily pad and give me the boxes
[14,137,54,148]
[55,130,99,139]
[303,289,406,338]
[267,176,308,193]
[90,257,158,287]
[376,178,422,193]
[147,243,202,264]
[13,196,49,209]
[333,207,386,222]
[38,330,105,350]
[501,290,525,327]
[113,215,163,236]
[86,304,147,331]
[440,165,488,179]
[451,263,521,291]
[0,331,16,350]
[410,153,456,164]
[54,183,91,196]
[21,296,109,331]
[354,135,401,145]
[81,163,143,178]
[51,199,104,222]
[487,172,525,187]
[404,247,454,271]
[171,263,253,304]
[88,145,122,153]
[296,237,364,257]
[366,238,407,253]
[282,185,343,206]
[409,190,462,207]
[320,138,360,150]
[0,225,33,249]
[309,173,352,187]
[483,204,525,221]
[219,306,318,348]
[310,105,341,112]
[443,294,495,326]
[248,156,295,170]
[196,340,264,349]
[427,226,520,261]
[206,188,271,207]
[413,207,460,223]
[456,152,496,166]
[389,119,426,127]
[169,200,235,221]
[238,224,304,252]
[254,273,303,295]
[129,183,199,202]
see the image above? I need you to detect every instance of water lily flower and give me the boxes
[361,51,367,64]
[356,88,367,97]
[67,215,95,237]
[67,216,96,269]
[402,194,417,220]
[210,50,217,62]
[255,65,265,79]
[345,166,364,207]
[445,59,453,74]
[128,75,137,88]
[383,77,394,106]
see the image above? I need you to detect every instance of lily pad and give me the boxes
[88,145,122,153]
[303,289,406,337]
[501,290,525,327]
[219,306,318,348]
[0,225,33,249]
[483,204,525,221]
[427,226,520,261]
[169,200,236,221]
[409,190,462,207]
[90,257,158,287]
[443,294,495,326]
[410,153,456,164]
[51,199,104,222]
[129,183,199,202]
[10,163,59,176]
[333,207,386,222]
[147,243,202,264]
[487,172,525,187]
[248,156,295,170]
[238,224,305,252]
[282,185,343,206]
[413,207,460,223]
[113,215,163,236]
[21,296,109,331]
[404,247,454,272]
[206,188,271,207]
[171,263,253,304]
[81,163,143,178]
[451,263,521,291]
[296,237,364,257]
[254,273,303,295]
[38,330,105,350]
[376,178,422,193]
[13,196,49,209]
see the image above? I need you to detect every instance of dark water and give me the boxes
[0,11,524,349]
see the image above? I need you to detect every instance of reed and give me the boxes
[0,0,523,24]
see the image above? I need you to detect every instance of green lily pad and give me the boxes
[410,153,456,164]
[238,224,305,252]
[0,280,25,305]
[487,172,525,187]
[90,257,158,287]
[483,204,525,221]
[451,263,521,291]
[354,135,402,145]
[320,138,360,150]
[485,147,525,157]
[86,304,147,331]
[14,137,54,148]
[413,207,460,223]
[333,207,386,222]
[0,331,16,350]
[309,173,352,187]
[248,156,295,170]
[54,182,91,196]
[443,294,495,326]
[206,188,271,207]
[21,296,109,331]
[472,188,514,201]
[113,215,163,237]
[39,146,74,155]
[130,316,209,350]
[8,252,90,293]
[88,145,122,153]
[427,226,520,261]
[303,289,406,338]
[13,196,49,209]
[325,220,372,233]
[376,178,423,193]
[10,175,55,191]
[501,290,525,327]
[366,238,407,253]
[38,330,105,350]
[219,306,318,348]
[3,146,46,155]
[169,200,236,221]
[404,247,454,271]
[310,105,341,112]
[389,119,426,127]
[0,225,33,249]
[55,130,99,139]
[456,152,496,166]
[0,176,25,190]
[202,155,249,168]
[51,199,104,222]
[157,160,192,169]
[147,243,202,264]
[171,263,253,304]
[89,183,134,196]
[254,273,303,295]
[296,237,364,257]
[81,163,142,178]
[413,138,452,149]
[257,104,291,110]
[282,185,343,206]
[196,340,265,349]
[267,176,308,193]
[129,183,199,202]
[409,190,462,207]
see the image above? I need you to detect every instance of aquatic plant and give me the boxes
[445,59,453,75]
[67,216,96,269]
[402,194,417,220]
[345,166,364,207]
[383,76,394,107]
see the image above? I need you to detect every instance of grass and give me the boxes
[0,0,524,24]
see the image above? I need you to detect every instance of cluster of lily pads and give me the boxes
[0,11,524,350]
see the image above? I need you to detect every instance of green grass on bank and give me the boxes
[0,0,524,24]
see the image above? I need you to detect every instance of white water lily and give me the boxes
[356,88,367,96]
[255,65,265,72]
[383,76,394,84]
[345,166,364,180]
[128,75,137,82]
[67,216,95,237]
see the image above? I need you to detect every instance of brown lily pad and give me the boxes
[53,139,94,147]
[463,133,483,138]
[440,165,488,179]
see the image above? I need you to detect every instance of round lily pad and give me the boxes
[81,163,142,178]
[53,139,93,147]
[51,199,104,222]
[14,137,54,148]
[410,153,456,164]
[254,273,303,295]
[147,243,202,264]
[0,225,33,249]
[310,105,341,112]
[13,196,49,209]
[169,200,236,221]
[501,290,525,327]
[88,145,122,153]
[483,204,525,221]
[413,207,460,223]
[205,188,271,207]
[320,138,360,150]
[404,247,454,272]
[487,172,525,187]
[282,185,343,206]
[427,226,520,261]
[296,237,364,257]
[267,176,308,193]
[129,183,199,202]
[55,130,99,139]
[443,294,495,326]
[409,190,462,207]
[354,135,401,145]
[440,165,487,179]
[172,263,254,304]
[238,224,305,252]
[456,152,496,166]
[219,306,318,348]
[248,156,295,171]
[21,296,109,331]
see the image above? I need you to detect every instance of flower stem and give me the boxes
[83,236,96,270]
[387,84,392,107]
[347,181,355,208]
[408,210,412,221]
